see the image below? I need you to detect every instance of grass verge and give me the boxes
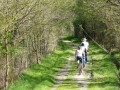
[88,43,119,90]
[8,40,72,90]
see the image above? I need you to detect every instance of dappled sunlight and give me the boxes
[8,36,119,90]
[8,40,73,90]
[88,42,119,90]
[56,78,80,90]
[62,40,71,43]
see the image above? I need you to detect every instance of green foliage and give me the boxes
[0,0,76,89]
[74,0,120,50]
[8,40,72,90]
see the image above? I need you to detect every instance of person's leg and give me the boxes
[81,56,85,68]
[77,60,79,68]
[78,63,83,75]
[81,58,83,68]
[78,58,83,75]
[85,53,88,62]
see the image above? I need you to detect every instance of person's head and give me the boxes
[82,38,87,42]
[78,46,81,49]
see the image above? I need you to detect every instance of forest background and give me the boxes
[0,0,120,89]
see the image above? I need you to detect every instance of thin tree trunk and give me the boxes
[4,0,9,89]
[5,42,9,90]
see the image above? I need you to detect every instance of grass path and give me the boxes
[52,40,91,90]
[8,36,119,90]
[51,56,72,90]
[54,36,119,90]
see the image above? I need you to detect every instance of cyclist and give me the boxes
[75,46,85,75]
[81,38,89,63]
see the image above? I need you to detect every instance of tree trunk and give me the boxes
[5,35,9,90]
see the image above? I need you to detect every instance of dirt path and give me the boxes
[73,63,90,90]
[52,40,91,90]
[52,57,72,90]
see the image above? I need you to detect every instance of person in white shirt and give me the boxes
[80,43,86,65]
[75,46,85,75]
[81,38,89,63]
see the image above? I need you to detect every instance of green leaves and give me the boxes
[74,0,120,50]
